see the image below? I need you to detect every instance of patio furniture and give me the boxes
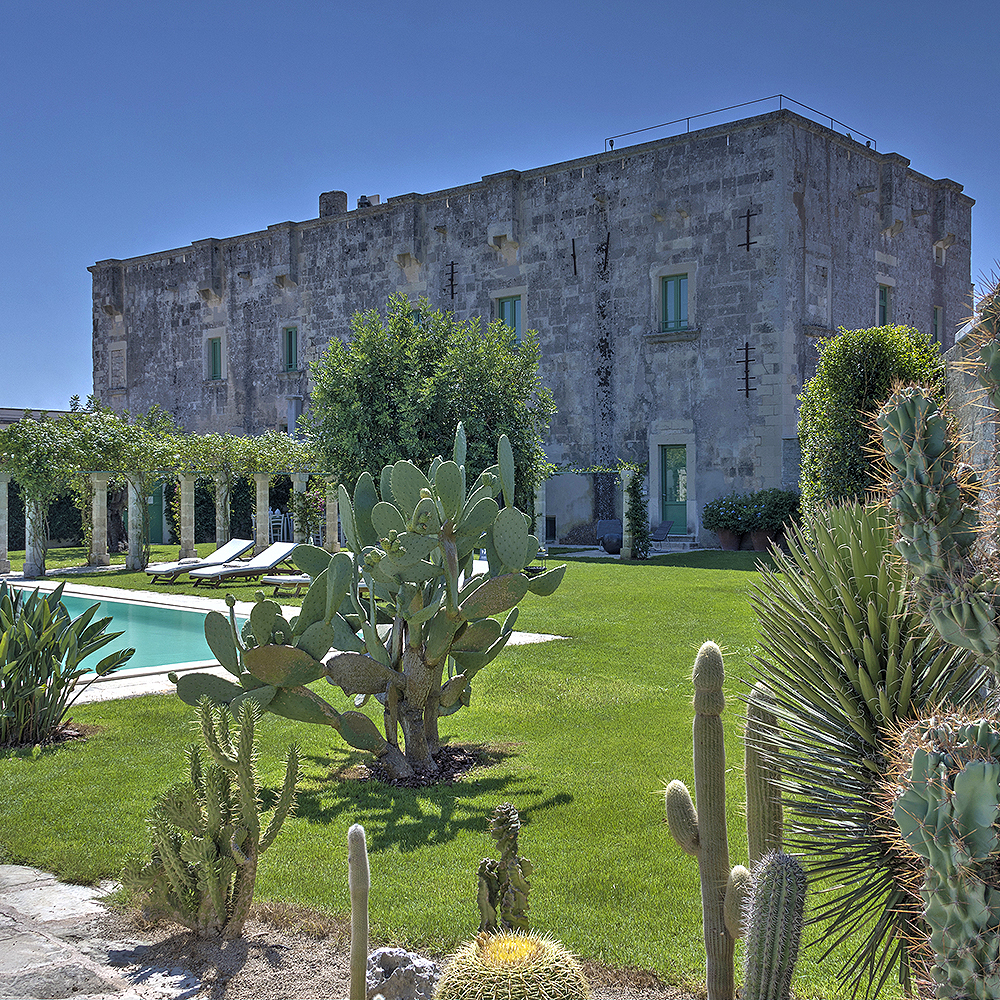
[649,521,675,551]
[596,519,623,554]
[188,540,299,587]
[144,538,255,584]
[263,573,311,598]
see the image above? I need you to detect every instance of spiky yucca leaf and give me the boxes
[750,503,986,997]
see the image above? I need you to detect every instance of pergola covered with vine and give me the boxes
[0,401,338,579]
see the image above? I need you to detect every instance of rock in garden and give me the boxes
[367,947,440,1000]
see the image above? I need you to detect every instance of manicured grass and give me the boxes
[0,557,893,998]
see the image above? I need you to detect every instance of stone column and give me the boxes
[324,477,340,552]
[0,474,10,574]
[126,478,143,571]
[534,480,547,548]
[290,473,309,544]
[214,472,230,546]
[253,473,270,554]
[620,468,634,562]
[89,472,111,567]
[23,499,46,578]
[178,473,197,560]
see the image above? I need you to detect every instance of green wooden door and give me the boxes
[660,445,687,532]
[148,482,164,544]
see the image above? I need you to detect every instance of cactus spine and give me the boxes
[892,714,1000,998]
[665,641,751,1000]
[742,851,806,1000]
[348,823,369,1000]
[478,802,532,933]
[126,696,298,938]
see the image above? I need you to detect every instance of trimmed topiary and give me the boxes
[435,930,590,1000]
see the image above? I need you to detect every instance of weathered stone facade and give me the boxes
[91,109,974,543]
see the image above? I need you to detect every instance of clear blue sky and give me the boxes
[3,0,997,411]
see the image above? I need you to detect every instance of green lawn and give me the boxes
[0,555,890,998]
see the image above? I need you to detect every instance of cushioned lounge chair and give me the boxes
[262,573,311,597]
[188,540,299,587]
[144,537,255,584]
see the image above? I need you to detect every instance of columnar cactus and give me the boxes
[745,683,783,865]
[875,383,995,671]
[892,714,1000,998]
[172,425,565,780]
[125,696,299,938]
[478,803,532,933]
[742,851,806,1000]
[348,823,369,1000]
[665,641,752,1000]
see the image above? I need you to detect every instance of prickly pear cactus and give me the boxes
[478,803,532,933]
[124,696,298,939]
[172,424,565,781]
[892,714,1000,998]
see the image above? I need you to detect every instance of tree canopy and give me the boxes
[797,324,944,514]
[303,295,555,512]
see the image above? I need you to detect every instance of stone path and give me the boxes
[0,865,202,1000]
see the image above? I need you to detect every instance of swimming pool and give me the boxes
[16,590,236,672]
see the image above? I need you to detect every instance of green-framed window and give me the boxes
[932,305,943,343]
[878,285,892,326]
[208,337,222,380]
[283,326,298,371]
[661,274,688,332]
[497,296,521,340]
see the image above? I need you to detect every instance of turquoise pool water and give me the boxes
[19,591,232,672]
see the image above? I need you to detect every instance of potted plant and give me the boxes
[745,488,801,551]
[702,493,752,550]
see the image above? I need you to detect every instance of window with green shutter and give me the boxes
[209,337,222,380]
[497,296,521,340]
[661,275,688,332]
[878,285,892,326]
[283,326,298,371]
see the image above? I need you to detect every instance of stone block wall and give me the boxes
[92,109,973,544]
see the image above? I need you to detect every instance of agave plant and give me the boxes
[750,503,986,996]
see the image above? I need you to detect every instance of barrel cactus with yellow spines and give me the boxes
[171,424,565,780]
[435,931,590,1000]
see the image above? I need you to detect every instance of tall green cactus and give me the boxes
[348,823,369,1000]
[745,683,783,865]
[172,425,565,780]
[876,373,1000,676]
[665,641,758,1000]
[891,714,1000,998]
[742,851,806,1000]
[125,696,298,938]
[478,803,532,933]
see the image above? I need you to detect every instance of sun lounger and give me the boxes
[188,541,299,587]
[262,573,311,597]
[144,538,255,584]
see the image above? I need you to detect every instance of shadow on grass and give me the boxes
[290,742,573,852]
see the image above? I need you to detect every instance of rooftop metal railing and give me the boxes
[604,95,876,153]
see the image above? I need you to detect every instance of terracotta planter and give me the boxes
[750,528,780,552]
[716,528,744,551]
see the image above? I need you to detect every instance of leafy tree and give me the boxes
[0,413,77,576]
[797,325,943,514]
[304,295,555,513]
